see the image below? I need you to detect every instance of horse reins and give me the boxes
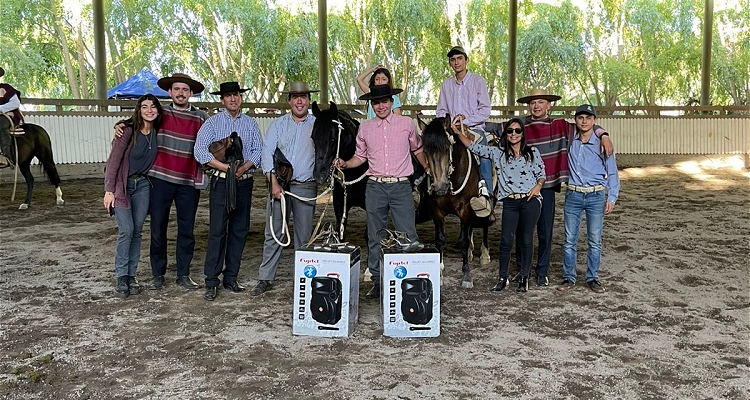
[431,115,472,196]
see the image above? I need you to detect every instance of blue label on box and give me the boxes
[303,265,317,278]
[393,266,407,279]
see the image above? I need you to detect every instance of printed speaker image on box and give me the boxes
[381,245,441,338]
[293,245,360,337]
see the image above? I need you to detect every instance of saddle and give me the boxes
[273,148,294,191]
[207,132,244,213]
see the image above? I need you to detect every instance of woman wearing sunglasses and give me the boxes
[456,117,545,292]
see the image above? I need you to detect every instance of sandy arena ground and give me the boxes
[0,156,748,399]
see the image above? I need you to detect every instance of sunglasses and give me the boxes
[504,128,523,135]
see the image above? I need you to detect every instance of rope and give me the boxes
[448,116,472,196]
[269,195,291,247]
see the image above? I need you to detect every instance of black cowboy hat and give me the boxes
[358,84,403,101]
[0,67,4,78]
[157,73,205,94]
[210,81,250,96]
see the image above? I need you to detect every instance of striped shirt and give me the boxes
[354,114,423,178]
[436,72,491,130]
[148,104,209,189]
[468,143,545,200]
[261,113,316,181]
[194,110,262,172]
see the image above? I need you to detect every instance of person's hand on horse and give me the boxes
[103,191,114,211]
[334,157,346,169]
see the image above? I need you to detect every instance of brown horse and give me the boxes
[1,123,64,209]
[418,115,493,288]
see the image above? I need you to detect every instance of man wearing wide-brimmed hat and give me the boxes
[335,84,430,299]
[0,67,23,168]
[194,81,262,301]
[436,45,495,219]
[508,88,613,288]
[250,81,319,296]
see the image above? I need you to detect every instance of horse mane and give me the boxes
[422,117,451,154]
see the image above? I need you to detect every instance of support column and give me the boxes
[700,0,714,106]
[507,0,518,111]
[318,0,329,104]
[93,0,107,102]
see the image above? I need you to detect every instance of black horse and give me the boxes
[418,115,493,289]
[311,102,368,239]
[1,123,64,209]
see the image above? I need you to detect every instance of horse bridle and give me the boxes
[427,116,472,196]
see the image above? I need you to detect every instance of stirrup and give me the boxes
[470,196,492,218]
[379,229,424,252]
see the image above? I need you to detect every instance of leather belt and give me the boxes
[567,184,605,193]
[369,176,409,183]
[128,174,148,180]
[290,180,315,185]
[213,171,253,181]
[507,193,528,199]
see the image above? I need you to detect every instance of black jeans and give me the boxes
[204,176,253,288]
[149,177,201,277]
[501,196,542,279]
[516,186,557,278]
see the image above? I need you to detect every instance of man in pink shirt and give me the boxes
[436,45,494,219]
[336,85,429,299]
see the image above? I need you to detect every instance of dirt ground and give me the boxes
[0,156,748,400]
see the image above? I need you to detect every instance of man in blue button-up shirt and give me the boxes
[194,81,262,301]
[558,104,620,294]
[251,82,318,296]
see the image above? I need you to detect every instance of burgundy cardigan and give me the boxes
[104,126,136,209]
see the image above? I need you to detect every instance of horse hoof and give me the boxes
[480,255,491,267]
[468,253,474,262]
[18,203,29,210]
[56,199,65,205]
[461,280,474,289]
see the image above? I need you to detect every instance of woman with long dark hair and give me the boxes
[104,94,163,298]
[456,117,545,292]
[357,64,402,119]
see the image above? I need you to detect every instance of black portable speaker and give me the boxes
[401,274,433,325]
[310,275,342,325]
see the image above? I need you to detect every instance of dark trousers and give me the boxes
[0,117,12,157]
[516,186,556,278]
[149,177,201,277]
[501,197,542,279]
[204,177,253,288]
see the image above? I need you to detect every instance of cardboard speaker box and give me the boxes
[381,245,441,338]
[293,245,360,337]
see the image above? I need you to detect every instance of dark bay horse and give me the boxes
[311,102,368,238]
[2,123,64,209]
[418,115,493,289]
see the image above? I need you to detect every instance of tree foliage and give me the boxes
[2,0,747,107]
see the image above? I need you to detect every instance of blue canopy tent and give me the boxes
[107,68,171,99]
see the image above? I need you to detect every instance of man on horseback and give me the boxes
[335,84,430,299]
[0,67,23,168]
[436,46,495,220]
[250,81,319,297]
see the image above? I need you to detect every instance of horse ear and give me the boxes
[443,113,452,132]
[312,101,320,117]
[416,113,427,132]
[329,101,338,115]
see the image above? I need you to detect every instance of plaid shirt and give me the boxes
[354,114,423,178]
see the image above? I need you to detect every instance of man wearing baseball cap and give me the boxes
[436,45,495,220]
[557,104,619,294]
[0,67,23,168]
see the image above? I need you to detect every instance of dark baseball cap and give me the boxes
[447,46,468,58]
[574,104,597,117]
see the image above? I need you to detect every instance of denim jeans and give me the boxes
[470,128,493,194]
[499,197,542,279]
[562,189,605,283]
[114,177,151,277]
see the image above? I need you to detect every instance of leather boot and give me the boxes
[128,276,141,295]
[114,276,129,298]
[491,277,508,292]
[516,276,529,293]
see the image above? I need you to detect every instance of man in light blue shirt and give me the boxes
[558,104,620,294]
[251,82,318,296]
[194,81,262,301]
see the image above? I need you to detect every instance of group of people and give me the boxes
[100,43,620,302]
